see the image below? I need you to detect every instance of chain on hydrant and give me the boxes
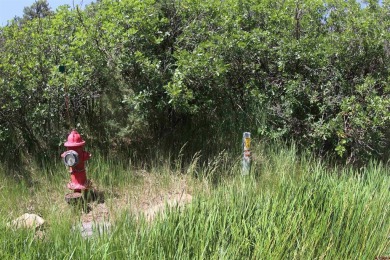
[61,129,91,202]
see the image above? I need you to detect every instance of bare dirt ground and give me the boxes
[78,173,194,236]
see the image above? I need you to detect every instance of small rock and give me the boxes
[8,213,45,230]
[75,221,111,238]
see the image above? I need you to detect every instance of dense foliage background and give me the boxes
[1,0,390,164]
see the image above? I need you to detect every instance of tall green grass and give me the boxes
[0,144,388,259]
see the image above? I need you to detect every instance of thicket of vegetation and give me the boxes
[1,0,390,164]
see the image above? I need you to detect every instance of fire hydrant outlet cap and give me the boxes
[64,129,85,147]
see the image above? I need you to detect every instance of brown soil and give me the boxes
[79,173,194,236]
[136,190,193,221]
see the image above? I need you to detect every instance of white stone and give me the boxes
[9,213,45,229]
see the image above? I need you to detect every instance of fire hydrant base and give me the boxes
[67,180,90,191]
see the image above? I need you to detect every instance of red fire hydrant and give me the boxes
[61,129,91,200]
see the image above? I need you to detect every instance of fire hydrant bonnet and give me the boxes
[64,129,85,147]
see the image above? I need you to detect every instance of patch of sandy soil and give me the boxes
[111,172,194,222]
[81,202,110,223]
[78,174,193,237]
[137,190,193,221]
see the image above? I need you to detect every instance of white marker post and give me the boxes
[242,132,251,175]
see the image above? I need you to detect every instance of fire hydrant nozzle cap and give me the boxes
[64,129,85,147]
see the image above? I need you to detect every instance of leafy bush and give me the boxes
[1,0,390,163]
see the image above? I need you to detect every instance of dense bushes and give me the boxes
[0,0,389,163]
